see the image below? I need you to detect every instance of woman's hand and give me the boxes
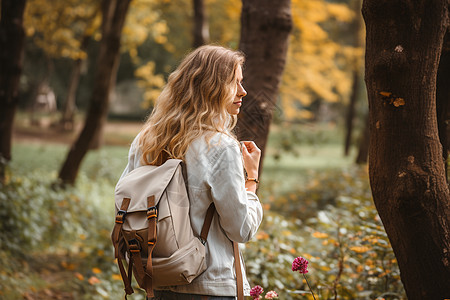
[241,141,261,178]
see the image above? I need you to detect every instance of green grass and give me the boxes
[262,144,355,196]
[11,121,356,199]
[11,142,129,182]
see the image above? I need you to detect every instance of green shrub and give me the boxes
[0,171,128,299]
[244,168,406,300]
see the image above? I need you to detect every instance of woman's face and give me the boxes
[227,65,247,115]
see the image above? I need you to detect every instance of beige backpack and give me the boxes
[111,159,215,298]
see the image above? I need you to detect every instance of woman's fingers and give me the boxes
[241,141,261,155]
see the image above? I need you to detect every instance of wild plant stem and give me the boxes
[303,273,317,300]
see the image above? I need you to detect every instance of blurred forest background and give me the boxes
[2,0,448,299]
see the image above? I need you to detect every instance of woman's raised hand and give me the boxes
[241,141,261,178]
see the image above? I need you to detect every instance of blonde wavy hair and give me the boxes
[138,45,245,165]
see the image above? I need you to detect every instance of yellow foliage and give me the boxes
[280,0,361,121]
[24,0,168,61]
[135,61,166,108]
[122,0,169,58]
[24,0,99,59]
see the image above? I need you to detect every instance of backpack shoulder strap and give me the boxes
[111,197,134,296]
[233,241,244,300]
[199,203,244,300]
[200,203,216,244]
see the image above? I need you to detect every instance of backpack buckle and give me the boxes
[115,210,127,224]
[147,206,157,219]
[128,238,141,252]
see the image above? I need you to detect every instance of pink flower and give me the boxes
[250,285,264,299]
[292,256,309,274]
[265,290,279,299]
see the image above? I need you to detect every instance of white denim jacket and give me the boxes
[120,132,263,297]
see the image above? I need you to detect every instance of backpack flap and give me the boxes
[114,159,183,231]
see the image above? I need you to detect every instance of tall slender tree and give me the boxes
[193,0,209,47]
[363,0,450,298]
[58,0,132,185]
[0,0,27,183]
[344,0,363,157]
[237,0,292,175]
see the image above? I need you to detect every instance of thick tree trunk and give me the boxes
[60,36,90,131]
[237,0,292,176]
[436,30,450,181]
[58,0,132,185]
[0,0,27,183]
[362,0,450,298]
[355,112,369,164]
[192,0,209,48]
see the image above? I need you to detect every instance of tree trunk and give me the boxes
[58,0,132,185]
[436,30,450,181]
[355,112,369,164]
[0,0,27,183]
[193,0,209,48]
[344,70,359,156]
[362,0,450,298]
[60,36,90,131]
[237,0,292,176]
[344,0,363,157]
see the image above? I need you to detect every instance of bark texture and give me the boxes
[437,30,450,180]
[362,0,450,298]
[58,0,132,185]
[0,0,27,182]
[237,0,292,175]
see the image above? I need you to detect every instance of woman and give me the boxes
[121,45,263,299]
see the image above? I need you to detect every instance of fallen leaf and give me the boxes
[88,276,101,285]
[350,246,371,253]
[75,272,84,281]
[312,231,329,239]
[112,274,122,281]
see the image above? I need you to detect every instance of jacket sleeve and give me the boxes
[207,142,263,243]
[119,135,140,180]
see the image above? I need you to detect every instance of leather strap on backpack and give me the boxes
[111,198,134,296]
[201,203,244,300]
[233,241,244,300]
[200,203,216,244]
[145,195,157,298]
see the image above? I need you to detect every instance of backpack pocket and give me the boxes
[153,237,207,287]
